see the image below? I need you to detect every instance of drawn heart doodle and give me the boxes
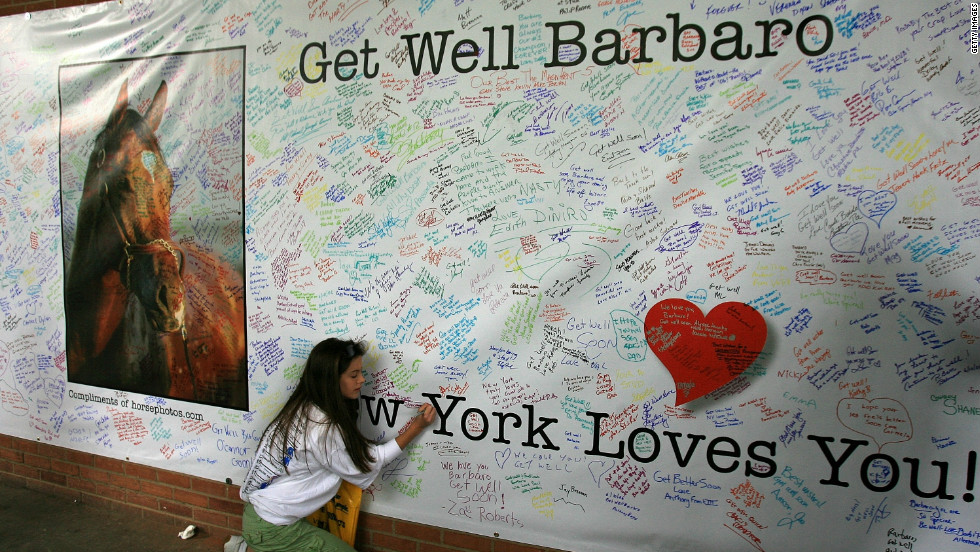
[837,398,913,452]
[857,190,897,227]
[830,222,869,254]
[588,459,614,486]
[494,447,512,469]
[644,299,767,406]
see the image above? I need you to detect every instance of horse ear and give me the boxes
[108,80,129,127]
[144,80,168,132]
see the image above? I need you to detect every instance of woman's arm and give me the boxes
[394,402,437,450]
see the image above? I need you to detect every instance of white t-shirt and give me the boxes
[240,405,402,525]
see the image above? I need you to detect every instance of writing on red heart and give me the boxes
[644,299,767,406]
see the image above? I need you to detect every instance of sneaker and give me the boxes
[224,535,247,552]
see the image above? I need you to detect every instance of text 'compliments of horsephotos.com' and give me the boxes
[68,389,205,421]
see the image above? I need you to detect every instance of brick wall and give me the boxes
[0,434,566,552]
[0,434,244,542]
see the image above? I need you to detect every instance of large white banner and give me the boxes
[1,1,979,551]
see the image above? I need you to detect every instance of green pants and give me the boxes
[242,503,356,552]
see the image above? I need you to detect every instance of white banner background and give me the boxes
[1,1,979,551]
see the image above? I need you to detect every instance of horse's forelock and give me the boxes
[101,109,161,151]
[90,108,169,188]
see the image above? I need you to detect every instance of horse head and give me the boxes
[83,80,186,334]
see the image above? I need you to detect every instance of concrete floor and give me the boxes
[0,479,228,552]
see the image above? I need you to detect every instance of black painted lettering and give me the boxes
[667,13,705,62]
[808,435,869,487]
[492,411,522,444]
[461,407,488,441]
[710,22,752,61]
[360,395,402,427]
[592,29,630,66]
[796,14,833,56]
[422,393,465,436]
[754,19,792,58]
[627,427,661,463]
[522,404,560,450]
[452,39,480,73]
[706,436,741,473]
[664,432,706,467]
[360,39,379,79]
[630,25,667,63]
[545,21,586,68]
[903,457,954,499]
[401,30,455,75]
[746,440,778,478]
[584,411,625,459]
[861,453,900,492]
[333,49,358,81]
[299,42,329,83]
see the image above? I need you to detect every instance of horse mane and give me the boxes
[67,108,171,290]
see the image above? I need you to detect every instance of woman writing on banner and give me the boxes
[226,338,436,552]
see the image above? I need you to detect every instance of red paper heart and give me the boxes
[644,299,767,406]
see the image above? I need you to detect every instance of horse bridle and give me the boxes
[97,148,198,396]
[101,179,185,292]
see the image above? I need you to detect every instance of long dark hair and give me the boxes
[261,338,374,473]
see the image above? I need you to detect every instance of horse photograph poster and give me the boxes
[59,48,248,410]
